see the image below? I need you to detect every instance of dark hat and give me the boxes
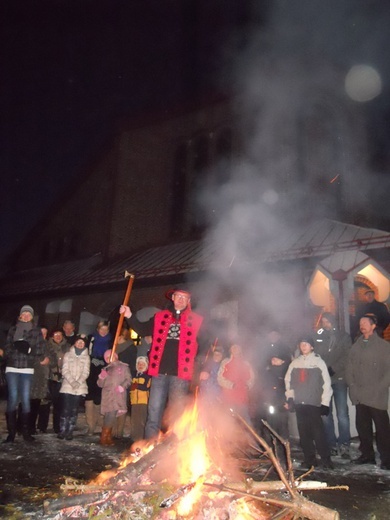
[321,312,336,326]
[298,336,315,348]
[74,334,88,346]
[20,305,34,317]
[165,287,191,300]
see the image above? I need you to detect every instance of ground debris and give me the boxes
[43,404,346,520]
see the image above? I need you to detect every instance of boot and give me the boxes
[57,416,68,439]
[3,411,17,443]
[16,404,23,436]
[84,400,98,435]
[100,426,115,446]
[112,414,126,439]
[66,416,77,441]
[21,413,35,442]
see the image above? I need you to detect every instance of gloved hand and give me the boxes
[99,369,108,380]
[115,385,124,394]
[320,405,330,416]
[287,398,295,412]
[14,340,31,355]
[328,366,335,377]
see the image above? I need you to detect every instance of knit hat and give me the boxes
[298,336,315,348]
[20,305,34,317]
[74,335,88,347]
[136,356,149,372]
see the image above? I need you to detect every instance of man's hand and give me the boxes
[120,305,132,319]
[199,371,210,381]
[40,356,50,366]
[271,357,285,366]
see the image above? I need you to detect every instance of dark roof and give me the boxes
[1,220,389,300]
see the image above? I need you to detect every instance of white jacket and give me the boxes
[60,347,90,396]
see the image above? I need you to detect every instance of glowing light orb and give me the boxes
[345,64,382,102]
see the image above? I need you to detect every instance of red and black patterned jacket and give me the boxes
[127,307,203,381]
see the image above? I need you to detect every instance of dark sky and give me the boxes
[1,0,390,266]
[0,0,250,265]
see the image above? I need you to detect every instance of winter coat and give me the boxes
[199,358,223,398]
[130,372,151,405]
[4,323,47,372]
[97,360,132,416]
[261,341,291,407]
[117,340,137,376]
[218,355,255,405]
[345,332,390,410]
[47,338,69,382]
[314,328,352,382]
[285,352,332,407]
[30,340,50,400]
[60,347,90,396]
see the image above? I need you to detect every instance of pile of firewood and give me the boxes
[43,412,347,520]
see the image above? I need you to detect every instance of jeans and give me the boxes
[322,380,350,447]
[6,372,33,413]
[145,374,190,439]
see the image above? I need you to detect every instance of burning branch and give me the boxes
[45,401,347,519]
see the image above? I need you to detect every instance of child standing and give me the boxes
[97,349,132,446]
[129,356,151,441]
[58,335,90,440]
[284,336,333,469]
[199,345,225,399]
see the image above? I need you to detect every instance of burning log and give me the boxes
[204,482,344,520]
[109,433,178,487]
[45,400,347,519]
[159,482,196,508]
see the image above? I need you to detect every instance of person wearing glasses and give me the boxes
[120,287,204,439]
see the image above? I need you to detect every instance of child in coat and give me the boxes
[129,356,151,441]
[58,335,90,440]
[97,349,132,445]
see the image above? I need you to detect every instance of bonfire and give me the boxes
[44,398,347,519]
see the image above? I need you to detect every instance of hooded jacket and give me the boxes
[285,351,333,407]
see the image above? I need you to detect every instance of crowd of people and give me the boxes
[0,288,389,474]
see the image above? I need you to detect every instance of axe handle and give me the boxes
[110,273,135,362]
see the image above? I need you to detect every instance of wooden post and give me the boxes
[110,271,135,362]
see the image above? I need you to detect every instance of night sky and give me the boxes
[1,0,390,266]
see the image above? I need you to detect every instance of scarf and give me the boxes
[13,320,33,341]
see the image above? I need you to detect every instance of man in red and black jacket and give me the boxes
[120,287,204,439]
